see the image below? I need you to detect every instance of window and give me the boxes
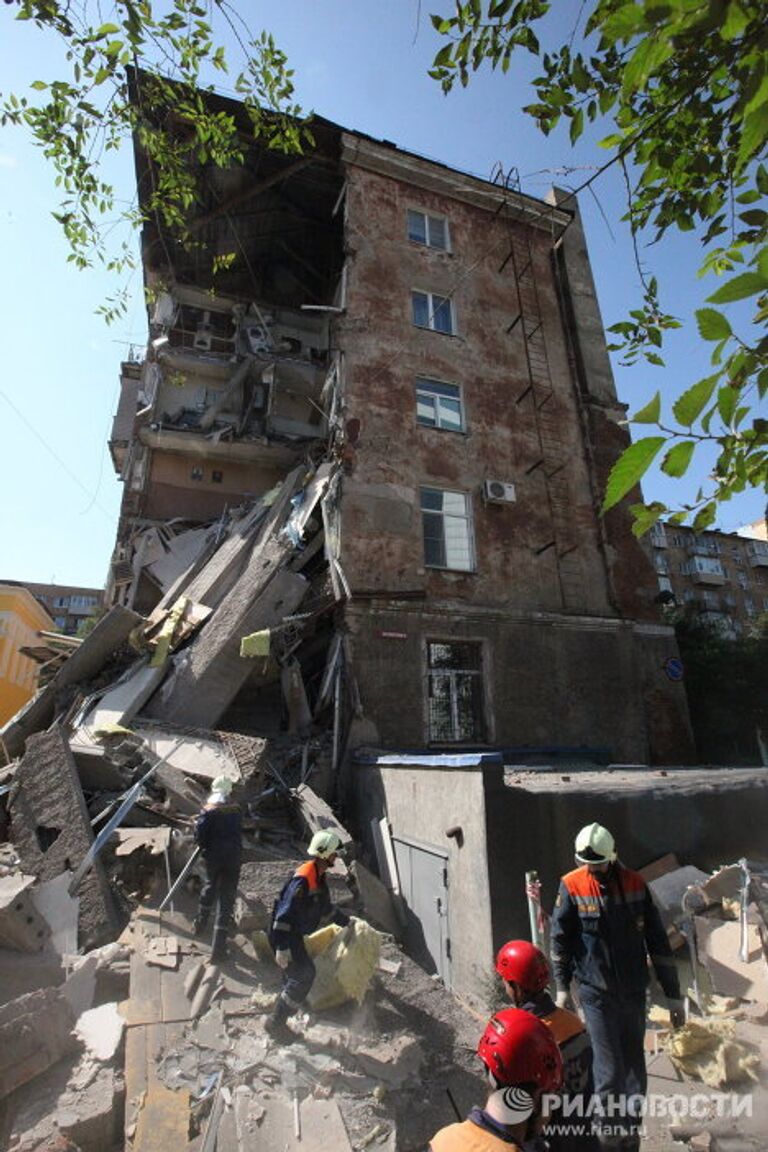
[416,378,464,432]
[411,290,454,334]
[212,470,223,483]
[658,576,673,594]
[421,488,474,571]
[53,596,70,609]
[427,640,485,743]
[190,466,203,481]
[737,572,749,589]
[744,597,756,616]
[407,209,449,251]
[654,554,669,574]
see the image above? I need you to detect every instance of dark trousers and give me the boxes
[578,987,647,1141]
[199,855,241,931]
[269,931,316,1009]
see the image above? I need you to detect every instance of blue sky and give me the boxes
[1,1,765,587]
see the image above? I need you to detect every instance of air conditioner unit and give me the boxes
[483,479,517,504]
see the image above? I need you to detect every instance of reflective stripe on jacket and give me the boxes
[525,992,592,1098]
[550,863,680,1000]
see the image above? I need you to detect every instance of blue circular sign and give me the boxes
[663,657,684,682]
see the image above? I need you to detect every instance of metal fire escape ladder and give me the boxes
[497,169,584,611]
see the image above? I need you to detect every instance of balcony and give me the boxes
[649,524,667,548]
[688,556,726,585]
[746,540,768,568]
[686,534,722,557]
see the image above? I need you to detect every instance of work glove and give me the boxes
[555,989,573,1011]
[668,998,686,1030]
[275,949,291,970]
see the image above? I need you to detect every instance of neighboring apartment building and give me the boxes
[645,522,768,635]
[107,76,694,764]
[22,582,103,636]
[0,583,55,725]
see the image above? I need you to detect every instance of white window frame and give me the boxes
[420,487,475,572]
[415,377,465,432]
[407,208,451,252]
[425,639,487,744]
[411,289,455,335]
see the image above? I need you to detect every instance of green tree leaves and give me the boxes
[2,1,308,319]
[429,0,768,531]
[603,437,666,512]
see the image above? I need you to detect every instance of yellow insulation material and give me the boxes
[252,919,381,1012]
[307,919,381,1011]
[667,1020,760,1089]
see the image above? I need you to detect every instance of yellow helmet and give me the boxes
[308,829,342,859]
[575,823,616,864]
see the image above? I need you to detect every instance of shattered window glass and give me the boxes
[427,641,485,743]
[420,488,473,571]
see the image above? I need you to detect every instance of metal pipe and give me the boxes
[158,846,201,912]
[739,858,751,963]
[69,738,184,896]
[526,870,544,950]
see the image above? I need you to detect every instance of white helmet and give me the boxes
[308,829,342,860]
[575,823,617,864]
[208,775,234,805]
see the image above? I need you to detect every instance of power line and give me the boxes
[0,390,116,523]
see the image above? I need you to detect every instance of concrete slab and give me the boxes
[0,986,77,1099]
[131,724,241,783]
[11,727,119,948]
[350,861,402,938]
[0,605,142,760]
[85,659,166,734]
[0,873,51,952]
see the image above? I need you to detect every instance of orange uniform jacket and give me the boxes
[550,863,680,1000]
[430,1118,523,1151]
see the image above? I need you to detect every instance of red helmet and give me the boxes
[478,1008,563,1094]
[495,940,550,994]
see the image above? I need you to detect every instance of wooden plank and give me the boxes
[133,1083,190,1151]
[124,1023,148,1134]
[293,783,352,847]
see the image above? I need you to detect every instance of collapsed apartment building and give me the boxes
[29,76,768,978]
[2,76,768,1152]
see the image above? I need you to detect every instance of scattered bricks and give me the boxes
[9,727,119,949]
[0,987,77,1099]
[352,1034,424,1088]
[0,874,51,952]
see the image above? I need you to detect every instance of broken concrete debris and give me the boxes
[0,449,765,1152]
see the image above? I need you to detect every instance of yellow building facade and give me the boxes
[0,584,55,726]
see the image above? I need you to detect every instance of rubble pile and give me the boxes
[0,487,484,1148]
[640,856,768,1151]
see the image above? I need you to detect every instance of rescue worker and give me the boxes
[496,939,597,1151]
[193,775,242,964]
[265,828,350,1041]
[428,1007,563,1151]
[550,823,685,1152]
